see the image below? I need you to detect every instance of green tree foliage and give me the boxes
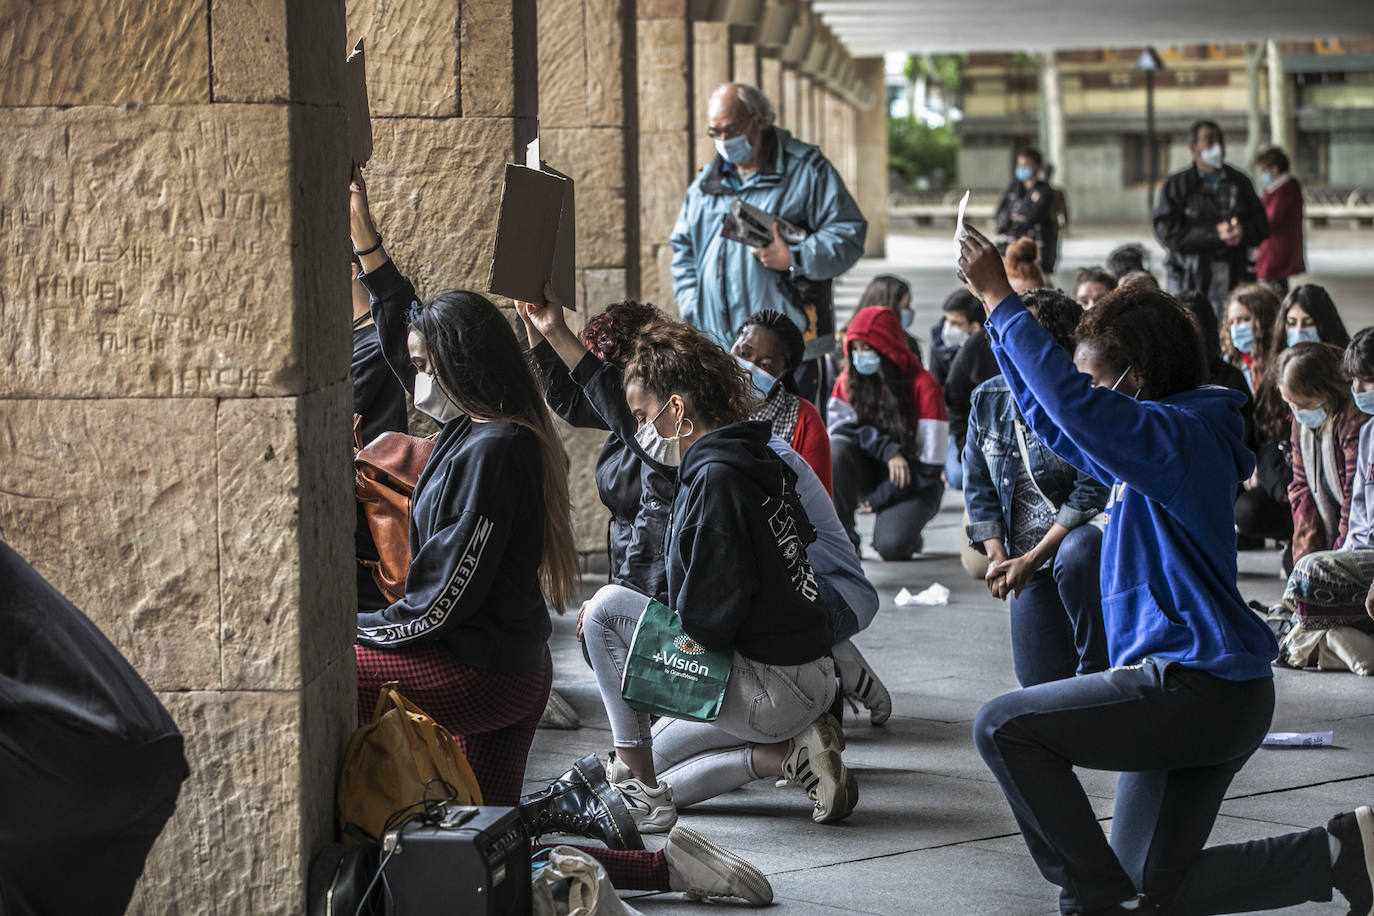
[889,118,959,190]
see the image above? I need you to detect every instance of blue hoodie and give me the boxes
[984,294,1278,680]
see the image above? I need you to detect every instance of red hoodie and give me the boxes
[829,306,950,467]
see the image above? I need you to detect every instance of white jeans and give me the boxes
[582,583,836,806]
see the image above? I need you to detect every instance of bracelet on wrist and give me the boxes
[353,232,383,257]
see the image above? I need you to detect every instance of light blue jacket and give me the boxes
[670,128,866,353]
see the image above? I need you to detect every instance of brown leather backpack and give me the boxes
[354,418,436,604]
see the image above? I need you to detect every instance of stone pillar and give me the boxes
[855,57,888,257]
[347,0,538,298]
[782,66,802,133]
[732,35,760,87]
[1040,51,1066,185]
[761,52,785,123]
[1267,40,1296,155]
[1,1,354,912]
[798,74,815,141]
[636,0,694,311]
[693,20,732,171]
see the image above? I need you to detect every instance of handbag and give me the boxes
[355,420,437,603]
[532,846,643,916]
[307,826,382,916]
[619,599,731,722]
[338,682,483,839]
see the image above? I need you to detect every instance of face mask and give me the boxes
[899,308,916,330]
[1286,326,1320,347]
[1014,165,1033,182]
[1108,365,1142,400]
[1199,143,1224,170]
[715,133,753,165]
[1260,171,1274,187]
[942,324,970,348]
[851,350,882,376]
[635,400,685,467]
[413,372,462,423]
[735,354,778,398]
[1229,322,1254,354]
[1352,384,1374,416]
[1293,405,1328,430]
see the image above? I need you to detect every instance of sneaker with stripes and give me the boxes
[833,639,893,726]
[779,713,858,824]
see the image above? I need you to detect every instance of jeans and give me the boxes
[582,584,836,807]
[945,436,965,490]
[832,435,944,561]
[974,659,1332,914]
[1008,525,1108,687]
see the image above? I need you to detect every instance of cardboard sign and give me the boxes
[345,38,372,165]
[487,139,575,308]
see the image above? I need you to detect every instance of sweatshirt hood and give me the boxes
[845,306,916,376]
[680,420,788,496]
[1165,384,1254,478]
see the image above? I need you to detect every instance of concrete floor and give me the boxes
[524,224,1374,914]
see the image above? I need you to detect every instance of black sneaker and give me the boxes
[1328,807,1374,915]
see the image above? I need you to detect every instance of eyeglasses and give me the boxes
[706,120,748,141]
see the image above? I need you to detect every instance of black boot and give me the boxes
[518,755,643,851]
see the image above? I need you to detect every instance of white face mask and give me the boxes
[413,371,462,423]
[943,323,970,348]
[635,400,688,467]
[1199,143,1224,170]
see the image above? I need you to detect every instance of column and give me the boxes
[635,0,694,311]
[760,52,785,122]
[855,57,888,257]
[693,21,732,170]
[782,66,802,133]
[1040,51,1066,185]
[1267,40,1296,155]
[1,1,354,911]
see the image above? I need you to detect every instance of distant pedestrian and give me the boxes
[995,147,1058,272]
[1254,147,1305,298]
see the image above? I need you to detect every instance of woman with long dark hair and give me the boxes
[829,306,948,560]
[1274,283,1350,356]
[347,168,577,807]
[856,273,921,359]
[958,224,1374,916]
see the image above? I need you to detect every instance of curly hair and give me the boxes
[1074,287,1207,400]
[1004,237,1045,289]
[580,299,662,369]
[625,320,759,430]
[1022,288,1082,354]
[1219,283,1281,367]
[1275,284,1350,358]
[1276,341,1350,416]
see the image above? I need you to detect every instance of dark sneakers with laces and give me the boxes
[1329,807,1374,915]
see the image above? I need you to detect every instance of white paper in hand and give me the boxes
[954,190,971,253]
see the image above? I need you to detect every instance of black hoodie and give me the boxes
[668,421,833,665]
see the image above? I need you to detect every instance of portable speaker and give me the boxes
[383,806,531,916]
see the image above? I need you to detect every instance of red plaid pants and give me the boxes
[354,643,553,806]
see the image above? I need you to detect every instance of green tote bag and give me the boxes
[620,598,732,722]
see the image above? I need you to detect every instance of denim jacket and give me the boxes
[963,375,1109,548]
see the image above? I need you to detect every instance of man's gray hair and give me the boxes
[734,83,776,127]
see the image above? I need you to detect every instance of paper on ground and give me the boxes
[1262,731,1334,747]
[896,583,950,607]
[953,189,971,252]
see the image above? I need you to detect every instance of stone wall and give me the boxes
[0,0,355,911]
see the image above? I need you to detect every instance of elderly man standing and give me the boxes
[670,83,866,364]
[1153,119,1269,313]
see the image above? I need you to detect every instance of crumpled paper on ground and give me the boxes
[896,583,950,606]
[1262,731,1334,748]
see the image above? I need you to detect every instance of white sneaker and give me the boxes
[833,640,893,726]
[615,776,678,833]
[664,824,773,906]
[780,713,857,824]
[537,688,580,730]
[606,752,632,785]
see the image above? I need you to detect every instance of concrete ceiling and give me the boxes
[812,0,1374,56]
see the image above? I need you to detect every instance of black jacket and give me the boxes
[668,421,833,665]
[943,330,1000,451]
[531,343,674,603]
[356,260,550,673]
[995,178,1058,269]
[1152,164,1268,297]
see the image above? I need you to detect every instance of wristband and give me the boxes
[353,233,383,257]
